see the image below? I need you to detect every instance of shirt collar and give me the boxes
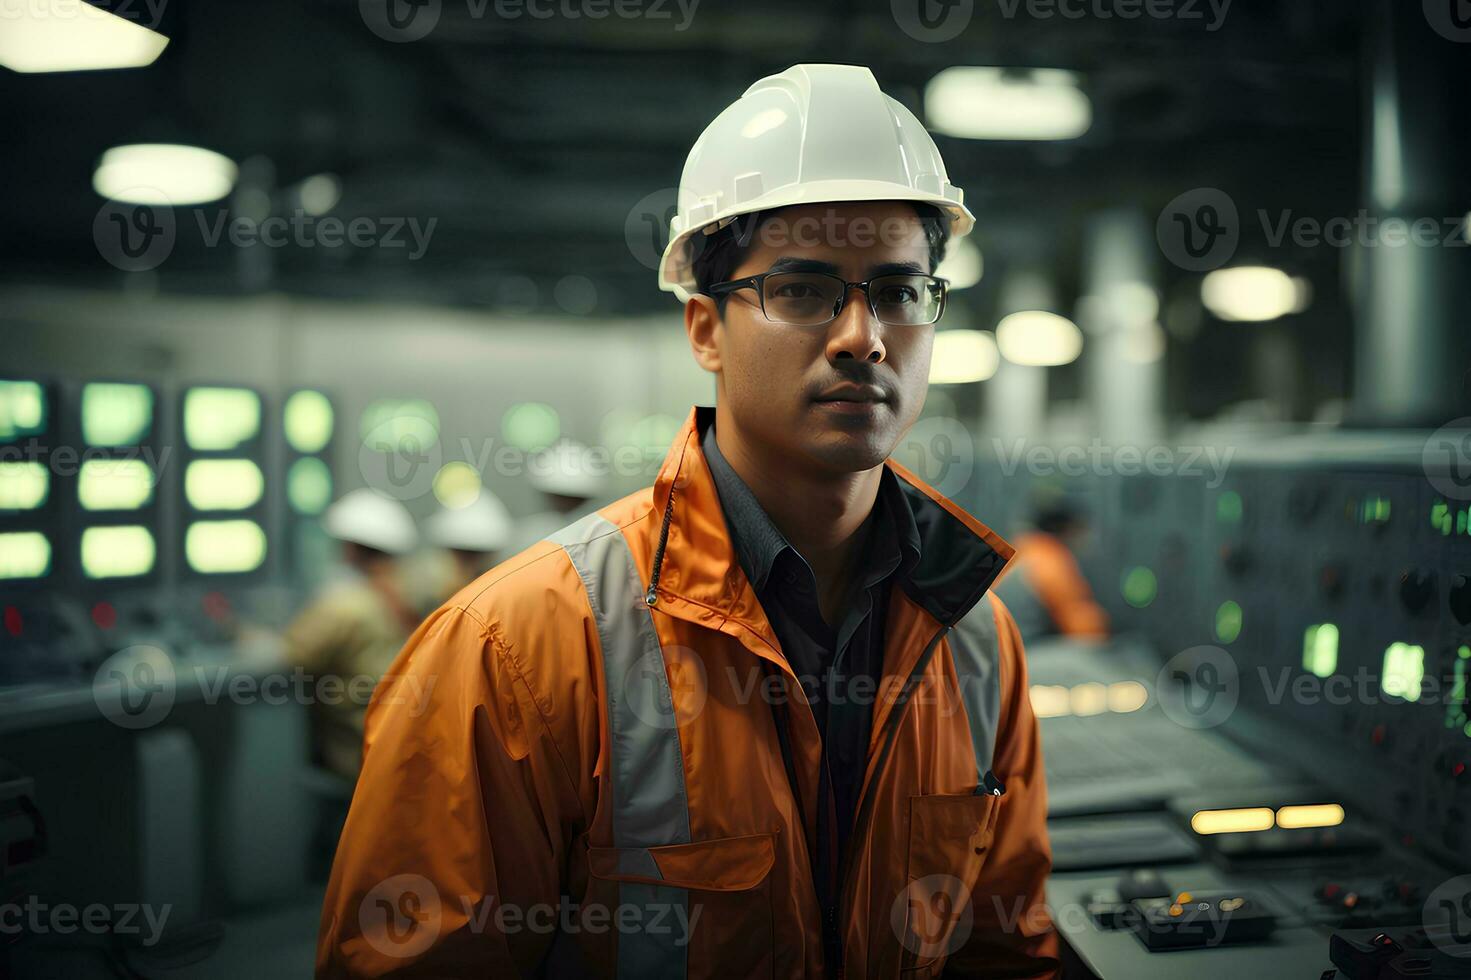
[700,420,921,596]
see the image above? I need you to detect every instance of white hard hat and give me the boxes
[659,63,975,299]
[426,490,513,553]
[322,487,418,555]
[528,439,606,499]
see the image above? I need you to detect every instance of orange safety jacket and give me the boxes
[317,406,1058,979]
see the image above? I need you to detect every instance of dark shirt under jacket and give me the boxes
[699,421,921,898]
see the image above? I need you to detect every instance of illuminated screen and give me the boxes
[500,401,559,451]
[78,459,154,510]
[288,457,331,514]
[0,380,45,440]
[81,525,156,578]
[284,390,333,453]
[433,461,482,509]
[360,398,438,453]
[0,531,51,578]
[184,387,261,451]
[0,461,48,510]
[186,520,267,574]
[185,459,264,510]
[82,383,153,446]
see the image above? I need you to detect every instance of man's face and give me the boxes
[697,201,937,475]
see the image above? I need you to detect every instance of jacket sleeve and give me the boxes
[315,596,596,978]
[943,596,1060,979]
[1027,545,1109,640]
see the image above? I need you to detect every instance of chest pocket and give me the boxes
[897,792,1002,974]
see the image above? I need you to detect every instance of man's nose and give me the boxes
[825,286,886,364]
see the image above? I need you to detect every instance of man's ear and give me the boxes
[684,294,723,373]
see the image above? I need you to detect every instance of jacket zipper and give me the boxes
[644,483,677,606]
[645,466,984,975]
[829,622,951,976]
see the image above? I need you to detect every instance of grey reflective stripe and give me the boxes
[947,592,1003,784]
[550,512,690,980]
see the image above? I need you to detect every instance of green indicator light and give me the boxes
[1215,601,1243,643]
[1432,501,1452,536]
[1359,496,1391,525]
[1302,623,1339,678]
[1122,566,1158,608]
[1217,491,1243,524]
[1381,642,1426,702]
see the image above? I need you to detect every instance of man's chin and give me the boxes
[800,425,896,474]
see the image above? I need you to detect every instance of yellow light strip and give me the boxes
[1275,803,1344,830]
[1190,807,1275,835]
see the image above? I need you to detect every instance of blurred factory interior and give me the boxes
[2,0,1471,976]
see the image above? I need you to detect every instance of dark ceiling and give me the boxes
[1,0,1365,316]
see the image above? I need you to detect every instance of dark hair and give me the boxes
[1034,502,1086,537]
[689,201,952,313]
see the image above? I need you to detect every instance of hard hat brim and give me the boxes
[657,179,976,296]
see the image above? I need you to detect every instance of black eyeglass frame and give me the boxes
[705,270,950,326]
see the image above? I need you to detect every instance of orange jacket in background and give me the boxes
[997,531,1110,640]
[317,406,1058,979]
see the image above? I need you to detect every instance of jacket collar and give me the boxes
[644,406,1013,632]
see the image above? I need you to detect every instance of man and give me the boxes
[420,487,515,607]
[318,64,1056,978]
[285,487,420,781]
[994,496,1110,641]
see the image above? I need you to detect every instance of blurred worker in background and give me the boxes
[995,493,1110,642]
[420,488,514,604]
[504,437,608,552]
[283,487,419,781]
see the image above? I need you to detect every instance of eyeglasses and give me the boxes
[706,270,949,327]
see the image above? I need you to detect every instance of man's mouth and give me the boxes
[812,382,889,404]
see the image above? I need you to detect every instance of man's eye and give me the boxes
[773,283,823,299]
[877,286,919,304]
